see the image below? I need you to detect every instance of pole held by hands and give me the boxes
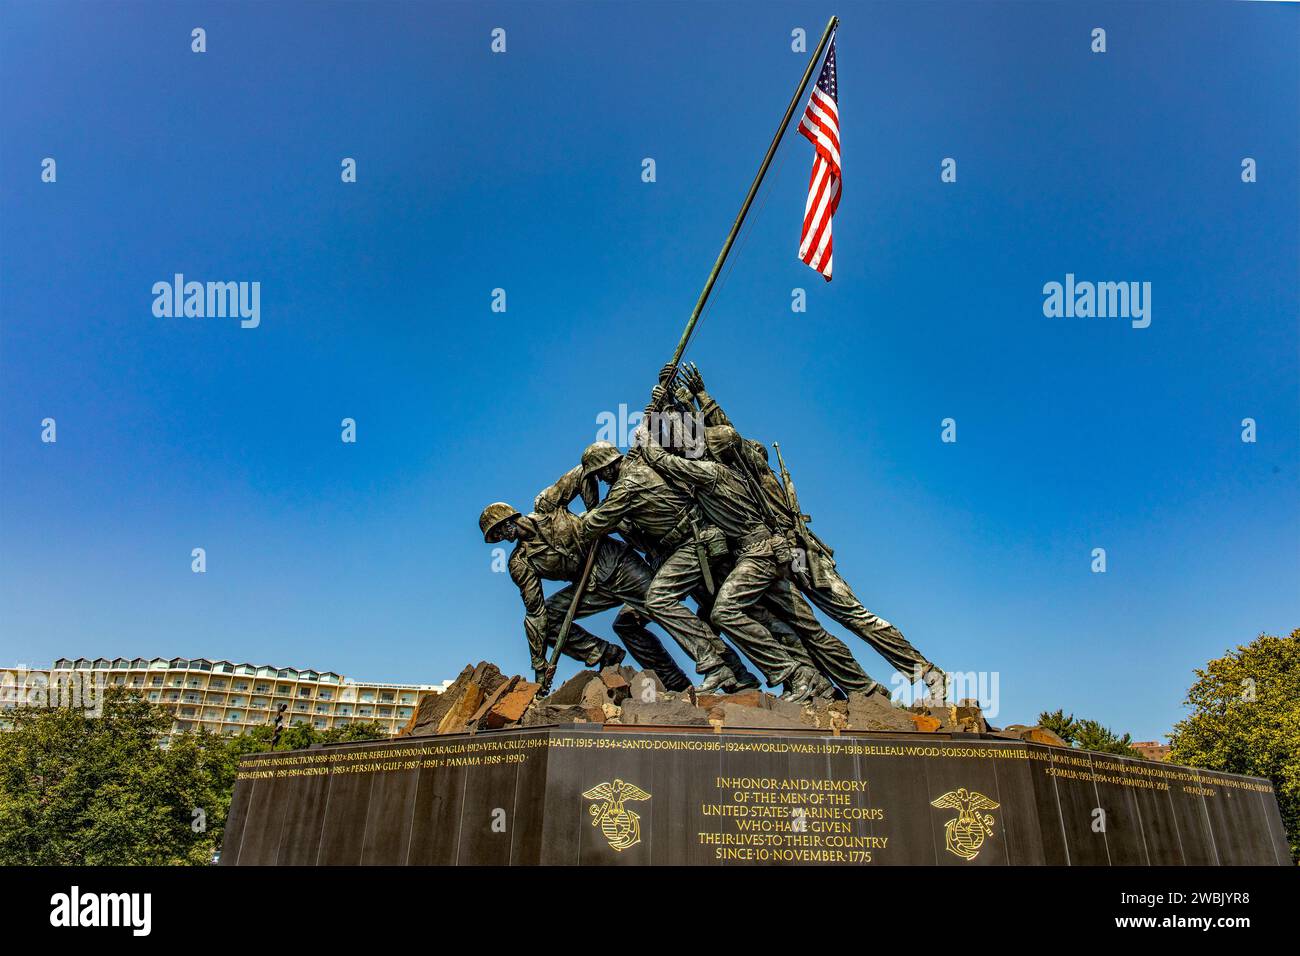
[666,14,840,372]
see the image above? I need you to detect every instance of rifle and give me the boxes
[773,442,834,587]
[539,537,601,696]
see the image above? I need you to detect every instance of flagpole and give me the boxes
[544,18,839,692]
[666,14,839,370]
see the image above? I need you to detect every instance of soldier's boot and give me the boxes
[695,661,761,694]
[695,663,735,694]
[922,665,949,704]
[779,664,824,704]
[818,677,844,700]
[715,647,761,692]
[808,670,838,699]
[862,680,893,702]
[779,668,823,700]
[722,670,761,693]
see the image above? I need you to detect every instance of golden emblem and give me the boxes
[582,778,651,851]
[931,787,1000,861]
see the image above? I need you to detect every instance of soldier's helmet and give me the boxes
[580,441,623,480]
[744,438,769,463]
[479,502,522,543]
[705,425,740,459]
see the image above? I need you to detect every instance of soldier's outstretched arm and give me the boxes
[640,429,718,489]
[578,479,635,545]
[508,548,550,670]
[535,464,588,514]
[681,364,731,428]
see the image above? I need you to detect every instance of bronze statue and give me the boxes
[577,441,759,694]
[478,465,691,691]
[680,363,949,702]
[479,360,945,704]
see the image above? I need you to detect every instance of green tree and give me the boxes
[276,722,319,752]
[320,721,389,743]
[1036,709,1138,755]
[1072,719,1140,757]
[0,687,226,865]
[0,693,396,865]
[1038,708,1080,744]
[1168,629,1299,862]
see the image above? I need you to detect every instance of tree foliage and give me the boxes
[1168,629,1299,862]
[0,688,223,864]
[0,688,390,865]
[1036,708,1138,756]
[1038,708,1080,743]
[1071,719,1140,756]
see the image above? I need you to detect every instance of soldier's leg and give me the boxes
[709,555,801,687]
[645,540,732,675]
[687,558,765,689]
[762,579,886,697]
[595,541,692,691]
[610,609,691,691]
[541,585,619,666]
[798,567,935,680]
[748,604,817,668]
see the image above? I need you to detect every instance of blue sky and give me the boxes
[1,1,1295,740]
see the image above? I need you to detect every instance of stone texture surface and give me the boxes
[619,698,711,726]
[996,724,1071,747]
[483,680,540,729]
[712,701,806,730]
[403,660,1069,742]
[405,662,507,736]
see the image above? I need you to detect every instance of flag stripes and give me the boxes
[798,36,840,281]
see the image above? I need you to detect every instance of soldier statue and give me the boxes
[479,463,692,691]
[679,363,949,702]
[576,440,761,694]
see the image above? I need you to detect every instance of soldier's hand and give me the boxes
[649,384,669,408]
[681,362,705,394]
[631,424,651,448]
[674,385,694,406]
[657,362,677,386]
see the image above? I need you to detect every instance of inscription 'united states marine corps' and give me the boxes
[931,788,1000,861]
[583,779,652,852]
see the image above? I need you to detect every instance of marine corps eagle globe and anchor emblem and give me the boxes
[582,779,651,851]
[931,788,1001,861]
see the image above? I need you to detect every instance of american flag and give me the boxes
[798,35,840,281]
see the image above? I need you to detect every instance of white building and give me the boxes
[2,657,450,738]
